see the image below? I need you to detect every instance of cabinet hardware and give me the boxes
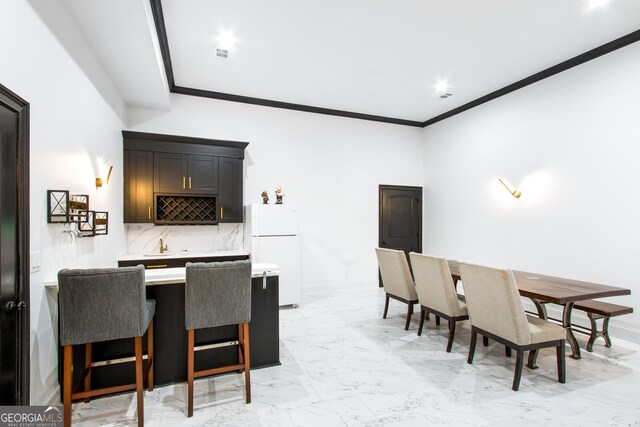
[221,206,224,219]
[147,264,168,269]
[189,177,192,189]
[262,271,267,290]
[148,206,151,220]
[183,177,186,189]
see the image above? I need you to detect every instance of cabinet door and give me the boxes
[188,154,218,194]
[154,153,187,193]
[124,150,154,223]
[218,157,243,223]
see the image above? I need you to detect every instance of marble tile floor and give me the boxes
[72,284,640,426]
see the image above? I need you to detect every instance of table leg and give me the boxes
[526,299,549,369]
[562,302,581,359]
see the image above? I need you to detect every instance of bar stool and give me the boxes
[58,266,155,427]
[185,260,252,417]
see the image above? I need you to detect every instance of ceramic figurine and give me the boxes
[261,191,269,204]
[275,186,284,204]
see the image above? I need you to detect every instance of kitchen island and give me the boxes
[51,256,280,395]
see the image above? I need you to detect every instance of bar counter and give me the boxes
[49,262,280,395]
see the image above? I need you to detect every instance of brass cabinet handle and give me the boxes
[221,206,224,219]
[147,264,168,269]
[148,206,151,220]
[189,176,192,189]
[183,177,186,189]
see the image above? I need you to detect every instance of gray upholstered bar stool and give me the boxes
[185,260,252,417]
[58,266,155,427]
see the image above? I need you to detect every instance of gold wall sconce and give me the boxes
[499,178,521,199]
[96,165,113,188]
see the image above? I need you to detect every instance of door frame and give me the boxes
[0,83,30,404]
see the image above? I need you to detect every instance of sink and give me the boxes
[143,252,175,257]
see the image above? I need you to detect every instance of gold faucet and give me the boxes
[159,238,168,254]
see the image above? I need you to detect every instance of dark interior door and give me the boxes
[0,84,30,405]
[379,185,422,286]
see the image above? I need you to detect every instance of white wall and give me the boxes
[128,95,424,288]
[422,42,640,343]
[1,1,127,403]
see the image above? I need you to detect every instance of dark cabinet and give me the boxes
[154,153,218,195]
[218,157,242,223]
[123,131,248,224]
[124,150,153,223]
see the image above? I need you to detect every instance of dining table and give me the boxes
[447,260,631,368]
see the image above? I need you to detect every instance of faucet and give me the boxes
[159,238,168,254]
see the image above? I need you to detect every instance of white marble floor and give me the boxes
[72,284,640,426]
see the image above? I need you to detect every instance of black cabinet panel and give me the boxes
[154,153,187,193]
[188,154,218,194]
[218,157,242,223]
[124,150,154,223]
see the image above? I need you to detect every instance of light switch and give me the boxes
[30,252,41,273]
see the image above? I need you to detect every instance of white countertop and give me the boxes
[118,249,250,262]
[45,263,279,288]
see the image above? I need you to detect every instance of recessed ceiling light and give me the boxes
[216,30,237,51]
[585,0,610,12]
[435,80,449,94]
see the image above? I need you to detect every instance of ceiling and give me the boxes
[61,0,640,125]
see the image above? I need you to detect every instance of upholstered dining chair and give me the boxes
[409,253,469,352]
[459,262,566,391]
[185,260,252,417]
[375,248,418,330]
[58,266,155,427]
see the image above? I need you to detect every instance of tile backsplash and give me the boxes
[125,223,243,254]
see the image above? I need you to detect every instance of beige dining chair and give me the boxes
[409,253,469,352]
[375,248,418,330]
[459,261,566,391]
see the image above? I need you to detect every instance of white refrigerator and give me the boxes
[244,204,301,306]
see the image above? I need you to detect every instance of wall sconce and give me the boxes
[499,178,521,199]
[96,166,113,188]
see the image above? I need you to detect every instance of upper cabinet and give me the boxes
[154,153,219,195]
[123,131,248,224]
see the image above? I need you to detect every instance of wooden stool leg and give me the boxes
[238,324,244,372]
[63,345,73,427]
[187,329,194,417]
[135,336,144,427]
[84,343,92,403]
[148,320,154,391]
[243,323,251,404]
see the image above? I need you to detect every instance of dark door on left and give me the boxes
[0,84,30,405]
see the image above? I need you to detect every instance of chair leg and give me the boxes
[147,320,154,391]
[418,308,426,336]
[63,345,73,427]
[557,342,566,384]
[238,324,245,372]
[404,303,413,331]
[505,346,511,357]
[383,295,390,319]
[134,336,144,427]
[483,336,489,347]
[243,323,251,404]
[446,320,457,353]
[512,349,524,391]
[84,343,92,403]
[467,330,477,364]
[187,329,194,417]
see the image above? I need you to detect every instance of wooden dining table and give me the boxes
[447,260,631,368]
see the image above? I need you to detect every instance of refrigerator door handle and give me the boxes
[262,271,267,290]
